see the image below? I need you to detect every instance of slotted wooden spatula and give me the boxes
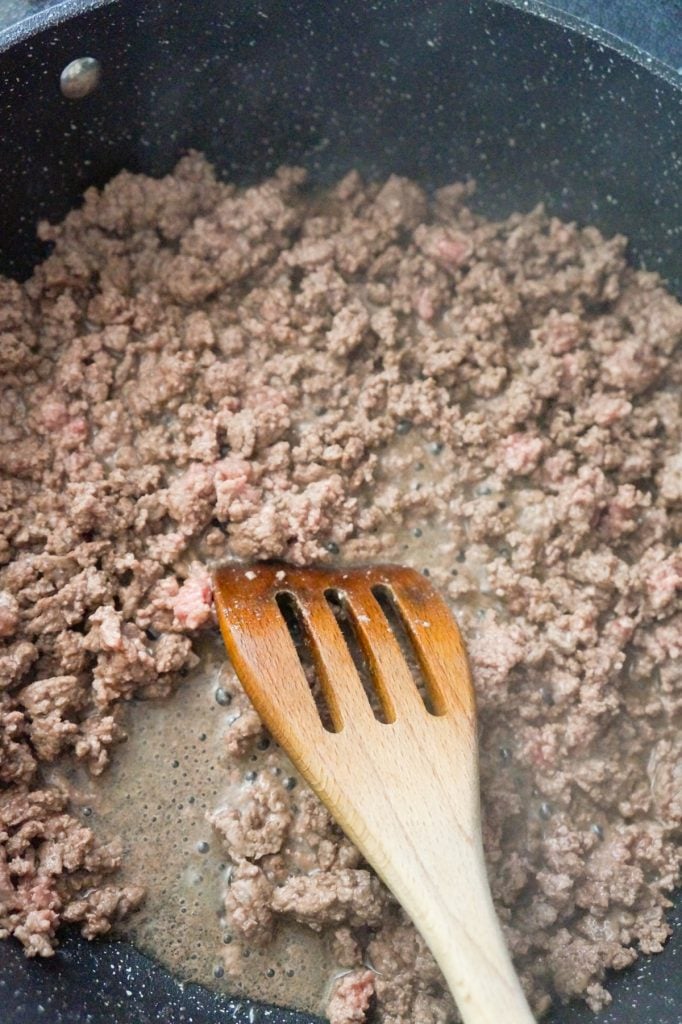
[214,563,535,1024]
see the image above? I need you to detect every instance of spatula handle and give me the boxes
[335,724,536,1024]
[400,815,535,1024]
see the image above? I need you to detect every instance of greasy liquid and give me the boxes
[49,638,339,1013]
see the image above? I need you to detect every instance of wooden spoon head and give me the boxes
[213,562,475,746]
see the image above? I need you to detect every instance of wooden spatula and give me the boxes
[214,563,535,1024]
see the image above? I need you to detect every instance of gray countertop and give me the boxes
[511,0,682,75]
[0,0,47,29]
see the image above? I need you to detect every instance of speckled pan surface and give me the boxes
[0,1,680,1022]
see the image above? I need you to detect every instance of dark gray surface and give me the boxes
[504,0,682,78]
[0,900,681,1023]
[3,0,682,74]
[0,2,680,1023]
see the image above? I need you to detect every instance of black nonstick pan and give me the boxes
[0,2,680,1022]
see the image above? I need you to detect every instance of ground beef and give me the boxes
[208,775,292,860]
[0,154,680,1020]
[270,869,387,931]
[0,784,144,955]
[327,969,376,1024]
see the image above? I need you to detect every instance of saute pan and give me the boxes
[0,1,680,1022]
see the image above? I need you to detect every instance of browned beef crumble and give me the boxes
[0,154,680,1022]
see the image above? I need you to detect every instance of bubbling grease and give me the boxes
[53,637,340,1013]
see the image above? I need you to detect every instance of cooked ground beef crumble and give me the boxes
[0,153,680,1022]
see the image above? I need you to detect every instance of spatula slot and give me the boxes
[324,589,393,724]
[371,585,444,716]
[274,591,338,733]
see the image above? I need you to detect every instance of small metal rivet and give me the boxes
[60,57,102,99]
